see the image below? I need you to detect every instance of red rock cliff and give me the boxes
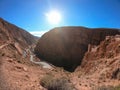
[35,27,120,71]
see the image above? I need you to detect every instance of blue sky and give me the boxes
[0,0,120,36]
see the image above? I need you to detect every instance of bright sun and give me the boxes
[45,10,62,25]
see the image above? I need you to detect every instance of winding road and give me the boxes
[0,42,53,69]
[29,51,53,69]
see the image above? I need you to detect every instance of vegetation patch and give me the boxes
[97,85,120,90]
[40,75,75,90]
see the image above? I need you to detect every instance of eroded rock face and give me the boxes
[76,35,120,80]
[35,27,120,71]
[0,17,39,60]
[0,18,38,48]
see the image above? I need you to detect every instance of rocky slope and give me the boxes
[0,18,40,90]
[0,18,38,60]
[0,18,38,48]
[73,35,120,90]
[35,27,120,71]
[77,35,120,79]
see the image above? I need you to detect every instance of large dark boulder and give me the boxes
[35,27,120,71]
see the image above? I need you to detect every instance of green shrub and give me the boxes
[40,75,54,88]
[40,75,75,90]
[97,85,120,90]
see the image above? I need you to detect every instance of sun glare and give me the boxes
[45,10,62,25]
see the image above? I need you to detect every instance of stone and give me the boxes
[35,27,120,72]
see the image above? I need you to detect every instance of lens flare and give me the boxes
[45,10,62,25]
